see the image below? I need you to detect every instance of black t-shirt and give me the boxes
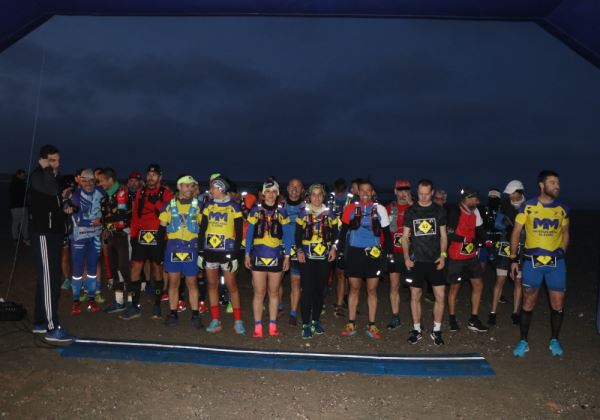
[403,202,447,262]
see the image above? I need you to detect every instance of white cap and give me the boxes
[504,180,524,194]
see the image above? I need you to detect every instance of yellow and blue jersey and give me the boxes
[202,199,243,252]
[159,199,202,242]
[296,206,339,259]
[515,198,569,257]
[245,204,292,259]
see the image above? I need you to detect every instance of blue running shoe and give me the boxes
[206,319,223,334]
[164,313,178,327]
[45,326,74,343]
[104,302,126,314]
[302,324,313,339]
[60,278,71,290]
[120,304,141,320]
[234,320,246,335]
[311,321,325,335]
[32,323,47,334]
[513,339,529,357]
[386,315,401,330]
[549,339,564,357]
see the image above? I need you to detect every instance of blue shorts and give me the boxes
[163,239,199,277]
[522,257,566,292]
[478,246,496,263]
[289,260,301,277]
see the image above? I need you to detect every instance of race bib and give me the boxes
[497,242,520,258]
[365,246,382,259]
[532,255,556,268]
[206,233,225,250]
[290,245,298,261]
[139,230,157,245]
[413,218,437,236]
[460,241,476,256]
[394,233,403,247]
[171,252,192,262]
[309,242,327,258]
[255,257,278,267]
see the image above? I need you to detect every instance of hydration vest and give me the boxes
[302,208,333,243]
[254,204,283,239]
[137,185,167,218]
[349,202,381,236]
[166,198,200,234]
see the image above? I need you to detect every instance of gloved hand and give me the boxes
[225,254,239,273]
[197,251,205,270]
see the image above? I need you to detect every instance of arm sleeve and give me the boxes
[381,225,392,254]
[245,222,255,255]
[233,217,243,252]
[198,214,208,251]
[31,168,60,196]
[446,207,464,243]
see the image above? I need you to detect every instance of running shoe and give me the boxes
[120,304,141,320]
[288,314,298,327]
[449,319,460,332]
[104,302,126,314]
[467,318,489,332]
[386,315,401,330]
[161,293,169,302]
[499,295,508,304]
[71,301,81,315]
[234,320,246,335]
[511,313,521,325]
[206,319,223,334]
[95,292,106,304]
[177,299,187,313]
[199,301,207,314]
[487,313,497,326]
[341,322,357,337]
[366,325,382,340]
[430,331,445,346]
[253,324,263,338]
[311,321,325,335]
[549,339,564,357]
[151,304,162,319]
[164,313,178,327]
[86,301,102,313]
[44,326,74,343]
[32,323,47,334]
[407,329,423,345]
[333,305,346,318]
[302,324,313,339]
[513,339,529,357]
[61,278,71,290]
[269,322,280,337]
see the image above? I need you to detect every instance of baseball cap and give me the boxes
[488,189,501,199]
[146,163,162,175]
[177,175,197,185]
[460,187,479,199]
[211,176,230,193]
[394,179,411,190]
[504,180,524,194]
[128,171,142,180]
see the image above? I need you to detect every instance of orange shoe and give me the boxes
[341,322,357,336]
[366,324,382,340]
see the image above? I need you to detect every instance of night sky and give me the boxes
[1,16,599,207]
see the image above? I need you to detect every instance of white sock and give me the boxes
[127,294,133,303]
[115,291,124,305]
[433,322,442,332]
[413,323,421,332]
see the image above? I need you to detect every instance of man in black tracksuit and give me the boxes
[29,144,73,342]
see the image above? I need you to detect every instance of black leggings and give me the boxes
[300,259,330,324]
[107,233,131,291]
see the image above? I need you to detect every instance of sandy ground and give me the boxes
[0,209,599,419]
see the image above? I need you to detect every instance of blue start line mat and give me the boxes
[59,338,495,377]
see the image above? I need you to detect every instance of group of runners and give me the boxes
[29,144,570,358]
